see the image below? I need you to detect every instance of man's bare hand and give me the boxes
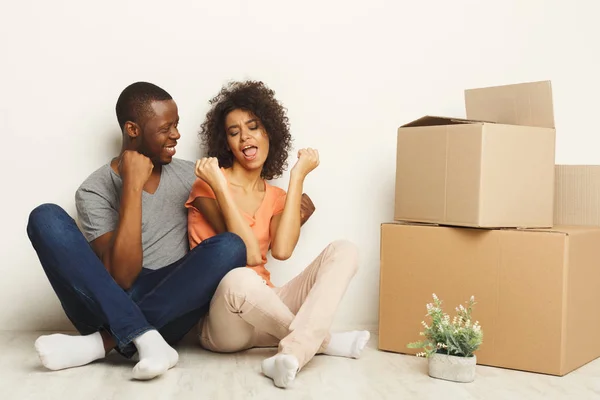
[300,193,315,225]
[118,150,153,190]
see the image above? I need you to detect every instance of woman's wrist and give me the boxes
[289,170,306,185]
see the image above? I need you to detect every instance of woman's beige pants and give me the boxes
[198,240,359,370]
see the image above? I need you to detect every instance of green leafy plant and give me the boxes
[407,294,483,358]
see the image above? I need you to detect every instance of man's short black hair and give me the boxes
[115,82,172,130]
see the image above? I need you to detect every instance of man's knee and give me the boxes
[27,203,69,238]
[28,203,64,226]
[211,232,247,270]
[326,240,360,276]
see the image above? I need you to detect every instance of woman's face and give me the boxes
[225,109,270,172]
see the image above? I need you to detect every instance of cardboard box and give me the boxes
[395,81,556,228]
[378,222,600,376]
[465,80,556,129]
[554,165,600,226]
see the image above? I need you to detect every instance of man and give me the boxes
[26,82,248,380]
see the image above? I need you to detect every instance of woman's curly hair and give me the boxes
[199,80,293,180]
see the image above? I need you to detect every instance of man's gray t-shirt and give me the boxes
[75,158,196,270]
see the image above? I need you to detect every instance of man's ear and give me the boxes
[124,121,141,139]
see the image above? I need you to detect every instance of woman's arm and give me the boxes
[192,158,263,266]
[270,148,319,260]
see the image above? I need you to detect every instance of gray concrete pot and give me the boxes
[428,353,476,383]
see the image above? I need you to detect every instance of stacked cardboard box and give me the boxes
[554,165,600,226]
[379,81,600,376]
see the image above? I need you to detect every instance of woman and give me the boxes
[185,81,370,388]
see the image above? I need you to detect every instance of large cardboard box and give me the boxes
[395,81,556,228]
[379,222,600,376]
[555,165,600,226]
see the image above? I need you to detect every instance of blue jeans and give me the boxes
[26,203,246,358]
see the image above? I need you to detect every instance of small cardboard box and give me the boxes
[554,165,600,226]
[395,81,556,228]
[465,80,556,129]
[378,222,600,376]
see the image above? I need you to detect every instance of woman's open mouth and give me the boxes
[242,145,258,160]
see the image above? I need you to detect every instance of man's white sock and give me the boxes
[35,332,105,371]
[131,330,179,380]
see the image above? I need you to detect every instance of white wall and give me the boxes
[1,0,599,331]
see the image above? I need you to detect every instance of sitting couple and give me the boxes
[27,80,369,388]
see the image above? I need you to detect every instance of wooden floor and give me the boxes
[1,331,598,399]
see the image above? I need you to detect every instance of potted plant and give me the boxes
[407,294,483,383]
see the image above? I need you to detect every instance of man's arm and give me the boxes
[89,184,144,290]
[83,151,153,290]
[300,193,315,225]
